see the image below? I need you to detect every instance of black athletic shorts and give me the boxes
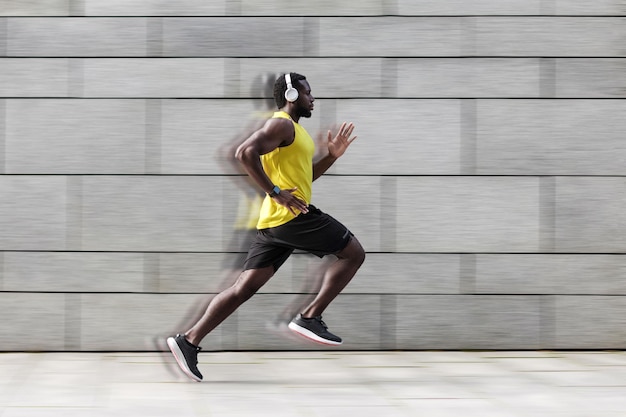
[242,205,353,272]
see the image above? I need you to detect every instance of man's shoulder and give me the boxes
[259,115,295,147]
[263,116,294,132]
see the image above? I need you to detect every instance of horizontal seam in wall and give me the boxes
[0,96,623,100]
[2,55,626,59]
[2,15,626,18]
[3,291,625,296]
[1,250,625,255]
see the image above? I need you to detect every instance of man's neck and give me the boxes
[280,107,299,123]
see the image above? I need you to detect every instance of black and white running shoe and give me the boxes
[166,334,203,382]
[288,314,343,346]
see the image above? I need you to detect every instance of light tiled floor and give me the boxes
[1,351,625,416]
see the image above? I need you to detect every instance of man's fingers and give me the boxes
[344,123,354,137]
[279,187,309,214]
[289,201,308,214]
[336,122,355,142]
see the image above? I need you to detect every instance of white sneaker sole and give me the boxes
[288,322,342,346]
[166,337,202,382]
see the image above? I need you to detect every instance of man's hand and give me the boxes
[327,122,357,159]
[272,187,309,215]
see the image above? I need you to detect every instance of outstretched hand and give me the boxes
[327,122,357,159]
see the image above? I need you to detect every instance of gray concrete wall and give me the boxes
[1,1,625,351]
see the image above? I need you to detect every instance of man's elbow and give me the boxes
[234,144,247,163]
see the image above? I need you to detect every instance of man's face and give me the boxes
[295,80,315,119]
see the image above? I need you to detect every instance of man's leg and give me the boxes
[185,265,275,346]
[288,236,365,345]
[167,266,274,381]
[300,236,365,318]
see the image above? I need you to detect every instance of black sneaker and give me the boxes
[288,314,343,345]
[166,334,203,382]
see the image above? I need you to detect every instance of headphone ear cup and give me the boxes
[284,87,299,102]
[284,73,299,102]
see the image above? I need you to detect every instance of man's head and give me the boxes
[273,72,313,118]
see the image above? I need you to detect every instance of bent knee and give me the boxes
[339,237,366,265]
[355,245,366,266]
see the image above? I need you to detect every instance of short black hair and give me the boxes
[273,72,306,109]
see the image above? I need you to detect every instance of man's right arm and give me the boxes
[235,118,309,215]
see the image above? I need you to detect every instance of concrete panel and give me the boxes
[236,294,383,350]
[396,177,540,253]
[82,59,225,98]
[476,100,626,175]
[237,58,384,98]
[475,18,626,57]
[312,176,382,252]
[0,58,69,97]
[319,17,465,57]
[286,254,336,298]
[298,253,462,294]
[556,59,626,98]
[158,253,243,293]
[554,296,626,349]
[397,58,540,98]
[81,176,223,251]
[0,19,5,57]
[555,177,626,253]
[158,253,296,294]
[79,294,223,351]
[84,1,225,16]
[333,99,461,175]
[218,190,264,255]
[162,17,306,57]
[475,254,626,295]
[160,99,323,174]
[397,0,542,15]
[235,294,315,350]
[161,99,270,174]
[0,0,70,16]
[317,294,383,350]
[5,99,146,174]
[85,0,387,16]
[396,295,542,349]
[0,293,65,351]
[555,0,626,15]
[7,18,148,57]
[0,176,66,250]
[271,255,318,296]
[3,252,144,292]
[240,0,385,15]
[69,2,626,18]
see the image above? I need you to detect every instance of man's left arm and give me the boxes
[312,122,357,181]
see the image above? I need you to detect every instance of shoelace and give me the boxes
[313,316,328,329]
[193,346,202,364]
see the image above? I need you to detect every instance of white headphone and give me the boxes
[284,73,299,102]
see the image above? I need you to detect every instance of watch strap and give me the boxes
[268,185,280,197]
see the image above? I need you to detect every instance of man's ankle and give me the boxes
[184,333,200,347]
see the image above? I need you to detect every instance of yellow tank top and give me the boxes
[257,111,315,229]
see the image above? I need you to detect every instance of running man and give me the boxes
[167,72,365,381]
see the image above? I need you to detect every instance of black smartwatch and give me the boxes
[268,185,281,198]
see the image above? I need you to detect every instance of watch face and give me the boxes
[268,185,280,197]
